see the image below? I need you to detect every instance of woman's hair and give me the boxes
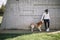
[45,9,48,12]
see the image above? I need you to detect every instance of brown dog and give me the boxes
[30,21,43,32]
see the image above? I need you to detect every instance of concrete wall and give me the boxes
[1,0,60,29]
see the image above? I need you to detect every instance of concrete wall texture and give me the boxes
[1,0,60,29]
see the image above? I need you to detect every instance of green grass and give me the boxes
[0,16,3,27]
[0,13,3,27]
[0,16,3,23]
[0,33,60,40]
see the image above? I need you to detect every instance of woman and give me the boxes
[41,9,50,32]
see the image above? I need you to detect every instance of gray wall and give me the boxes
[1,0,60,29]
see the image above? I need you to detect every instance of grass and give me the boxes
[0,16,3,27]
[0,13,3,27]
[0,33,60,40]
[0,16,3,23]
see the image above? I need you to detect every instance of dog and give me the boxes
[30,21,43,32]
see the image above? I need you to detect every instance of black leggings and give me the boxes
[44,19,50,30]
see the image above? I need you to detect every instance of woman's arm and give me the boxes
[41,13,44,21]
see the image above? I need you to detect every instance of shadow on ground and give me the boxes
[0,32,33,40]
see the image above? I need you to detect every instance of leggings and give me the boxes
[44,19,50,30]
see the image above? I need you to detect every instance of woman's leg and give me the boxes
[44,20,47,30]
[47,19,50,28]
[46,19,50,31]
[44,19,50,31]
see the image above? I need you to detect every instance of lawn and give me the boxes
[0,32,60,40]
[0,16,3,23]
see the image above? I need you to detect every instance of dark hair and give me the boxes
[45,9,48,12]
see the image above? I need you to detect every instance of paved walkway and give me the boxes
[0,29,60,34]
[0,29,31,33]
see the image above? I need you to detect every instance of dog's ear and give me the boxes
[41,20,44,23]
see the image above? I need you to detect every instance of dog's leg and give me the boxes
[38,25,41,32]
[31,24,34,32]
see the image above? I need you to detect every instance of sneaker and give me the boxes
[46,28,49,32]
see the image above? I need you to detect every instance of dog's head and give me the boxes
[37,21,43,26]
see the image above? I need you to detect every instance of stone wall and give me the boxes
[1,0,60,29]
